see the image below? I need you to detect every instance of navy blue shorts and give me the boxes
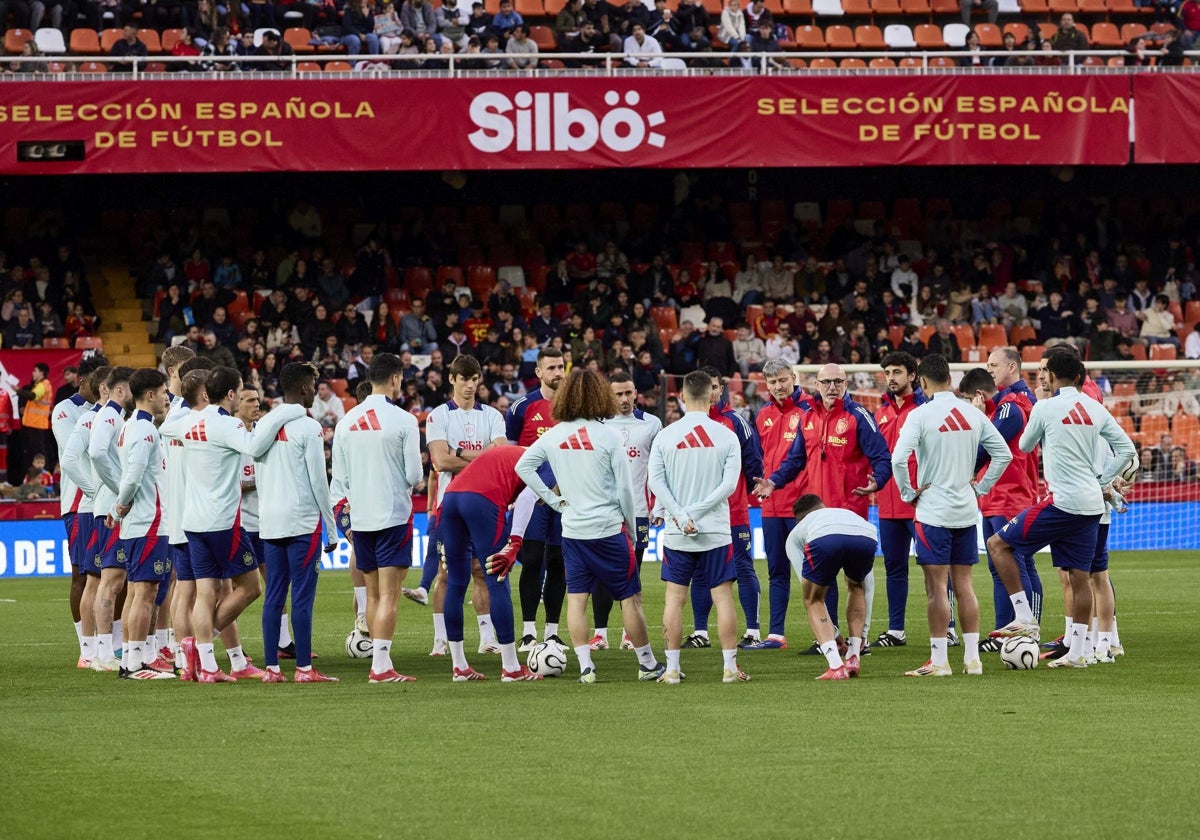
[793,534,877,587]
[334,499,352,540]
[424,512,441,566]
[98,520,124,571]
[185,527,260,580]
[525,504,562,546]
[171,543,193,582]
[354,521,414,573]
[440,492,508,580]
[914,523,979,566]
[1091,522,1110,573]
[246,530,264,566]
[996,501,1101,572]
[64,513,81,568]
[121,535,171,583]
[634,517,650,555]
[662,544,736,589]
[563,532,640,601]
[82,513,102,576]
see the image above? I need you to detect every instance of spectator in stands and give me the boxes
[466,0,490,38]
[5,305,40,348]
[624,21,663,67]
[110,24,149,71]
[368,301,398,352]
[925,318,961,362]
[890,254,918,301]
[342,0,382,54]
[1130,371,1165,432]
[487,281,520,321]
[743,0,772,30]
[0,1,32,35]
[632,348,661,394]
[200,27,240,72]
[637,254,674,308]
[254,29,294,70]
[493,363,527,399]
[198,328,237,368]
[311,381,346,429]
[959,30,986,67]
[267,317,300,354]
[1164,377,1199,417]
[570,326,603,367]
[1185,322,1200,359]
[818,300,852,344]
[463,299,493,345]
[490,0,522,39]
[995,280,1027,327]
[1107,294,1140,341]
[759,255,792,301]
[395,297,436,354]
[435,0,470,50]
[695,317,736,377]
[581,0,623,49]
[54,367,78,405]
[334,304,368,348]
[213,254,242,289]
[1080,298,1116,359]
[1137,293,1180,349]
[733,254,764,307]
[506,24,539,68]
[765,321,799,364]
[556,0,585,45]
[315,256,349,310]
[1035,290,1080,348]
[1167,446,1198,482]
[208,306,238,348]
[37,301,63,339]
[561,20,608,65]
[961,0,998,26]
[294,303,328,351]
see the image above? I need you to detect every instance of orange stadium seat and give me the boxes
[516,0,544,15]
[1008,325,1037,345]
[869,56,896,67]
[1020,345,1045,363]
[842,0,871,12]
[43,338,70,349]
[826,25,855,49]
[99,28,124,53]
[296,61,321,72]
[1150,344,1178,361]
[952,324,976,348]
[79,61,108,73]
[285,28,317,55]
[840,57,867,67]
[873,0,902,13]
[160,28,185,52]
[974,24,1002,48]
[1078,0,1106,11]
[901,0,931,13]
[324,61,353,72]
[855,25,886,49]
[809,57,837,67]
[793,25,826,49]
[914,24,946,49]
[68,29,101,54]
[651,306,678,331]
[1049,0,1078,12]
[977,324,1008,350]
[1003,22,1030,44]
[75,336,104,351]
[138,29,163,54]
[932,0,959,14]
[785,0,814,12]
[928,56,954,67]
[1140,414,1169,439]
[529,26,556,51]
[4,28,33,55]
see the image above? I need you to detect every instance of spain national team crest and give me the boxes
[153,560,165,576]
[116,548,127,563]
[93,555,101,568]
[464,420,476,438]
[789,415,799,430]
[243,552,254,567]
[836,417,850,435]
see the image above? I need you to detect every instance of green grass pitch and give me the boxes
[1,552,1197,840]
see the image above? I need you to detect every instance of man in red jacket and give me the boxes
[744,358,809,650]
[791,363,892,656]
[873,351,926,649]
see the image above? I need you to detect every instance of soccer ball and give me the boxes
[527,640,568,677]
[1117,452,1140,484]
[999,637,1039,670]
[345,630,373,659]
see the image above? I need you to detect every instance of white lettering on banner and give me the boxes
[468,90,665,154]
[14,540,63,576]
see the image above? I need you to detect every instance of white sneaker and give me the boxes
[722,667,750,683]
[658,669,681,685]
[962,659,982,675]
[988,620,1040,641]
[619,633,634,651]
[1109,643,1125,656]
[477,641,501,655]
[90,656,119,672]
[904,660,952,677]
[429,638,448,657]
[402,587,429,607]
[516,634,537,653]
[1047,656,1088,669]
[1094,651,1116,664]
[355,614,370,635]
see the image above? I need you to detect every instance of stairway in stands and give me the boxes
[95,266,157,368]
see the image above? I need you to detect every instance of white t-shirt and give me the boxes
[88,400,125,520]
[424,399,505,509]
[51,395,90,516]
[115,410,166,540]
[329,395,423,532]
[785,507,879,565]
[648,411,739,551]
[59,406,101,515]
[255,412,335,541]
[607,409,663,520]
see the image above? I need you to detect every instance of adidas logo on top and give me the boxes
[559,427,594,451]
[676,425,715,449]
[937,408,973,434]
[1061,403,1093,426]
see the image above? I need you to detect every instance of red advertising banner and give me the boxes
[0,350,84,397]
[1132,73,1196,164]
[0,75,1132,174]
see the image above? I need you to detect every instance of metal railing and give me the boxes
[1,48,1197,79]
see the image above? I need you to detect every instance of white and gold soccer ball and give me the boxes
[1000,637,1039,670]
[345,630,373,659]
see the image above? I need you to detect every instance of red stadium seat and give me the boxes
[855,25,886,49]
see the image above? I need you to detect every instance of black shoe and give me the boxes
[873,632,907,648]
[947,629,961,647]
[1040,641,1069,662]
[682,633,711,649]
[545,634,566,647]
[861,639,871,656]
[736,634,759,649]
[277,643,316,660]
[979,637,1004,654]
[517,634,537,653]
[118,666,132,679]
[798,640,822,656]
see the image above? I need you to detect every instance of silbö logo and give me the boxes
[468,90,666,154]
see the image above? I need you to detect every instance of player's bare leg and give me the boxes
[366,566,413,681]
[1049,567,1094,668]
[984,533,1040,639]
[172,579,195,675]
[802,579,847,678]
[69,564,85,623]
[430,562,449,654]
[617,591,662,680]
[471,559,496,652]
[80,573,99,666]
[949,564,981,673]
[710,580,746,682]
[1090,571,1116,661]
[349,551,368,633]
[122,581,158,673]
[902,564,954,678]
[92,567,125,669]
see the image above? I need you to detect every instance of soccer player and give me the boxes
[57,363,108,667]
[442,445,553,682]
[960,352,1042,653]
[421,355,505,657]
[872,351,926,649]
[51,355,101,665]
[506,347,567,651]
[892,354,1011,676]
[785,495,878,680]
[648,370,746,684]
[987,352,1136,669]
[745,358,810,650]
[330,352,424,683]
[515,369,665,684]
[256,363,339,683]
[164,366,303,683]
[110,368,175,679]
[89,366,134,673]
[591,370,662,651]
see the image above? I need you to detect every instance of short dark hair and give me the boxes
[355,380,373,404]
[129,368,166,402]
[280,362,318,397]
[181,370,207,406]
[537,346,564,364]
[34,362,50,377]
[917,354,951,386]
[793,493,824,519]
[90,366,112,394]
[1046,352,1084,384]
[682,370,713,403]
[879,351,919,375]
[106,366,134,390]
[1156,294,1170,307]
[369,351,404,386]
[608,370,633,385]
[178,356,216,377]
[76,355,107,379]
[447,354,482,380]
[959,367,996,397]
[205,366,242,403]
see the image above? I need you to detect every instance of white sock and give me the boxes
[175,647,186,670]
[97,633,113,661]
[634,643,657,669]
[964,632,980,663]
[523,621,536,638]
[121,642,129,664]
[665,649,681,672]
[155,629,168,650]
[692,628,710,639]
[745,628,760,641]
[167,628,176,647]
[227,645,247,672]
[82,636,95,659]
[574,644,595,673]
[1068,622,1087,661]
[279,615,292,648]
[594,627,608,641]
[197,642,218,672]
[847,637,862,658]
[477,614,495,644]
[1111,616,1121,648]
[112,619,123,649]
[722,648,738,672]
[73,620,84,653]
[371,638,393,673]
[354,586,367,615]
[500,643,519,672]
[1009,593,1034,624]
[128,642,144,671]
[887,629,905,640]
[545,622,559,639]
[1065,617,1073,639]
[930,636,949,667]
[820,640,843,669]
[1097,631,1112,657]
[449,640,468,671]
[146,635,155,654]
[432,613,447,642]
[1082,630,1095,660]
[267,664,282,674]
[1090,617,1099,646]
[296,664,312,673]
